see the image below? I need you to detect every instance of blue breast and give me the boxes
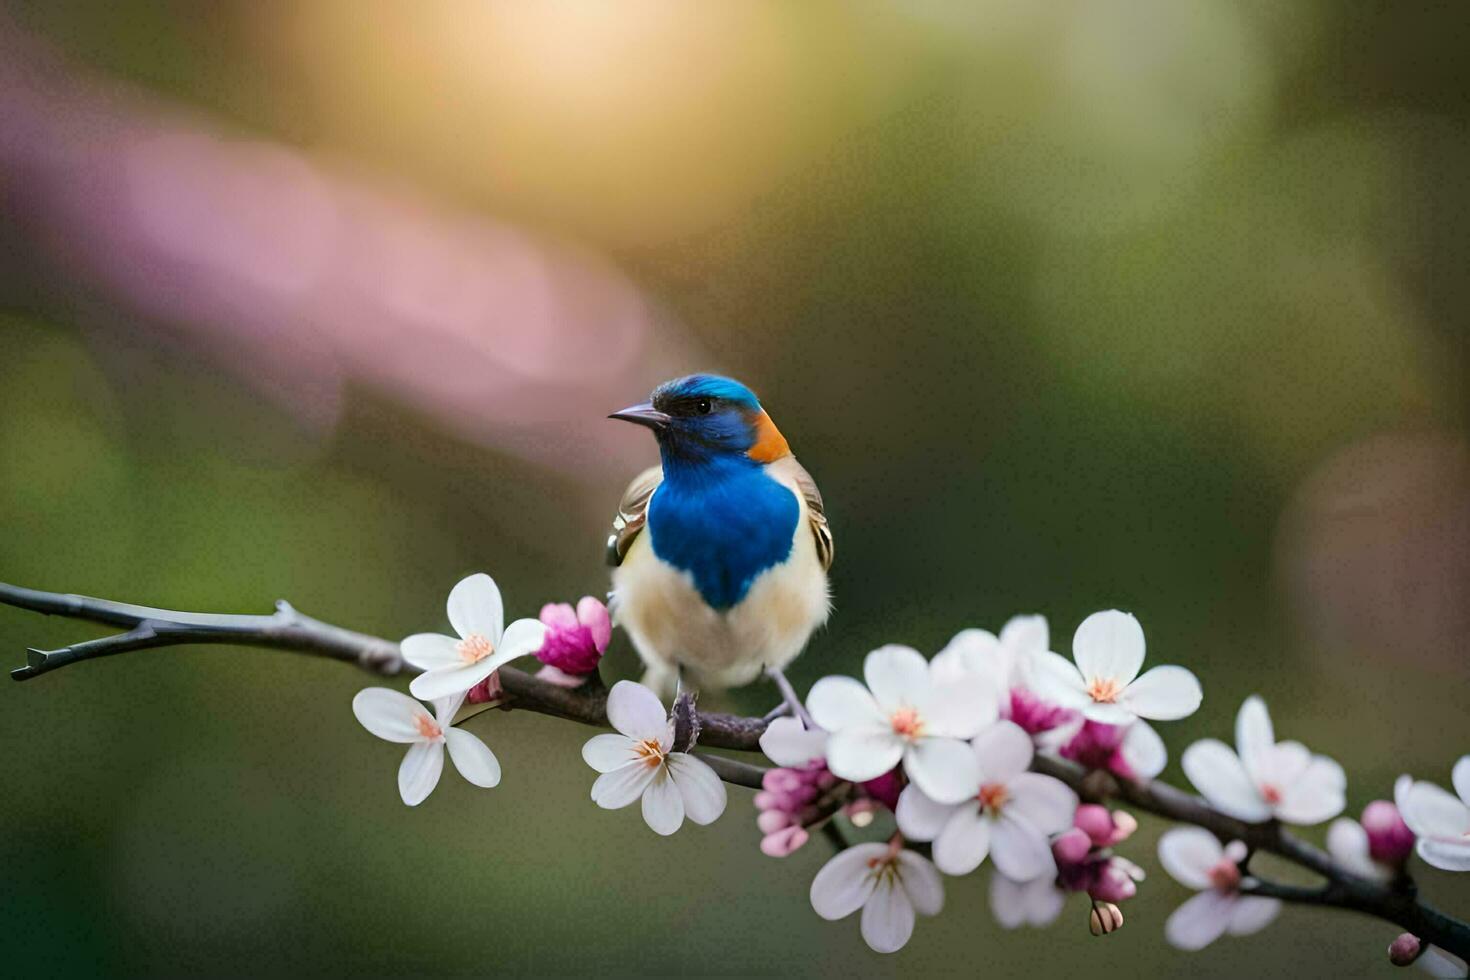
[647,459,799,611]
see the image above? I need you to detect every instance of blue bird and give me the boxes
[606,374,833,697]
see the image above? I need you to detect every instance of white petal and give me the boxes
[1454,756,1470,808]
[1326,818,1383,880]
[895,851,945,916]
[863,645,931,713]
[1026,651,1089,708]
[810,843,885,920]
[895,785,961,841]
[1234,695,1275,778]
[825,729,904,784]
[582,733,638,773]
[591,761,657,810]
[1122,720,1168,779]
[860,878,916,954]
[1000,614,1049,657]
[905,737,981,805]
[1121,665,1201,721]
[485,618,549,670]
[1020,875,1066,926]
[990,814,1056,882]
[1418,838,1470,872]
[605,680,670,742]
[668,754,727,825]
[444,728,501,788]
[1395,773,1414,813]
[1256,740,1312,790]
[1165,889,1234,951]
[1006,773,1079,835]
[409,660,497,702]
[1079,701,1138,725]
[1403,778,1466,839]
[1226,895,1280,936]
[759,716,828,768]
[931,629,1002,687]
[1274,756,1346,825]
[1418,947,1469,978]
[971,720,1033,783]
[1072,610,1146,686]
[1157,826,1223,888]
[923,670,1000,739]
[641,769,685,835]
[399,632,462,672]
[397,741,444,806]
[352,687,430,743]
[989,873,1028,929]
[432,691,468,726]
[933,809,992,875]
[807,675,886,732]
[446,572,504,642]
[1182,739,1272,822]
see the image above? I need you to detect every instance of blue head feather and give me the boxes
[649,374,764,469]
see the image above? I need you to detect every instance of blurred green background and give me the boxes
[1,1,1466,976]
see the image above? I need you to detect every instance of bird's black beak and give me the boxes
[608,402,671,432]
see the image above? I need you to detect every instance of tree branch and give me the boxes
[3,579,1466,958]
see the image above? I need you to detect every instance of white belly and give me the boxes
[610,477,830,693]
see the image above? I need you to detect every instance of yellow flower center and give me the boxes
[456,633,495,664]
[978,782,1010,812]
[413,713,443,740]
[1086,676,1123,704]
[633,738,666,769]
[890,707,925,740]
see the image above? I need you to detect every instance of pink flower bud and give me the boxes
[1060,721,1135,780]
[1388,933,1422,967]
[1075,804,1115,847]
[466,671,503,704]
[753,791,781,811]
[859,768,903,812]
[1053,827,1093,867]
[757,809,792,834]
[763,768,803,794]
[1089,860,1138,903]
[534,597,610,676]
[1362,800,1415,867]
[760,825,809,857]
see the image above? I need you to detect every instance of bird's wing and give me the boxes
[786,455,834,572]
[606,464,663,566]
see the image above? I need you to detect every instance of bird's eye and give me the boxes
[695,397,712,415]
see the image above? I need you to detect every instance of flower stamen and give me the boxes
[456,632,495,664]
[1260,783,1283,805]
[633,738,666,769]
[889,707,925,740]
[413,713,443,741]
[978,782,1010,813]
[1086,676,1123,704]
[1207,857,1241,892]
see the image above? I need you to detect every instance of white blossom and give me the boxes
[1029,611,1202,725]
[809,842,944,953]
[351,688,500,805]
[1182,695,1345,825]
[1396,756,1470,872]
[1158,827,1280,950]
[895,720,1077,879]
[581,681,727,836]
[807,645,997,804]
[401,573,548,701]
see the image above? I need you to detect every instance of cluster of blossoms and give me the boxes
[350,575,1468,970]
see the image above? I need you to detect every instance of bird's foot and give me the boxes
[762,702,793,724]
[766,666,815,729]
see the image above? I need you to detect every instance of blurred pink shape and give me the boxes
[0,22,700,480]
[1277,432,1470,674]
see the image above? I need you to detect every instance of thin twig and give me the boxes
[3,579,1467,959]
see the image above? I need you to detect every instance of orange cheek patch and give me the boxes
[746,411,791,462]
